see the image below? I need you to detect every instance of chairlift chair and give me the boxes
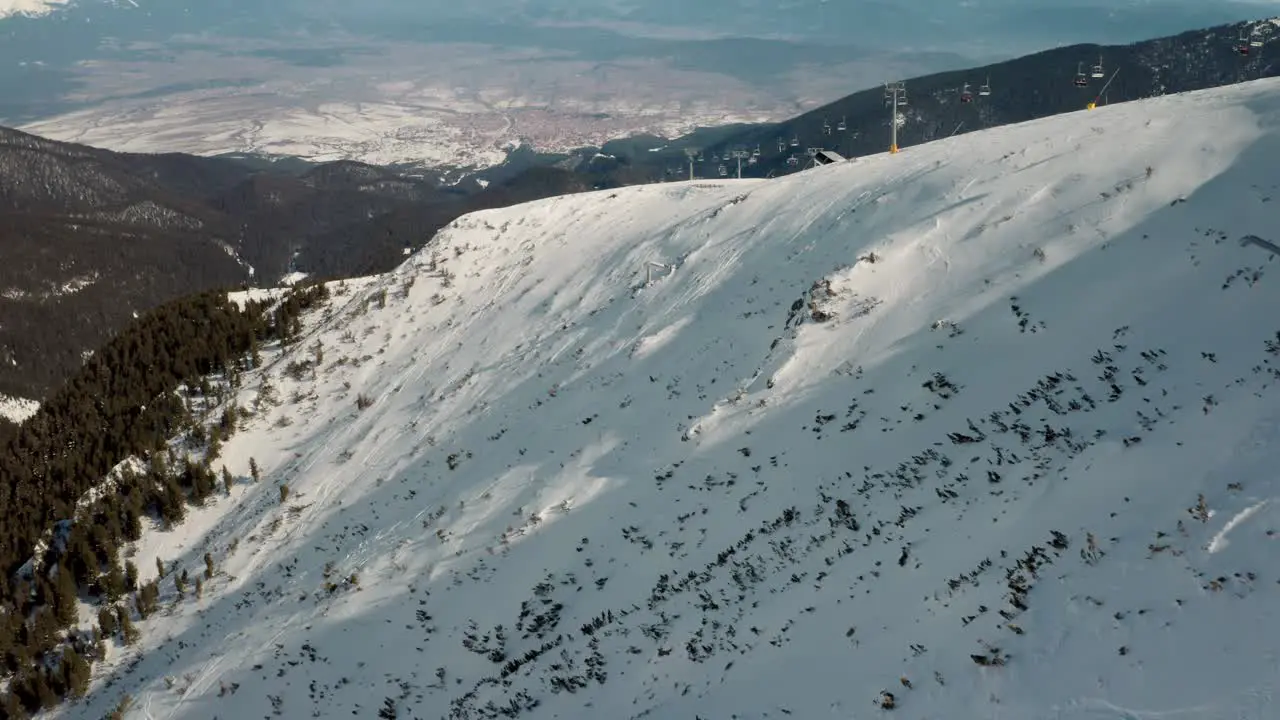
[786,155,799,166]
[790,136,800,147]
[978,77,991,96]
[777,137,786,152]
[718,164,727,177]
[1250,28,1265,48]
[960,83,973,103]
[1235,29,1252,55]
[823,119,832,135]
[837,116,847,131]
[1091,56,1104,78]
[1073,62,1088,87]
[752,145,761,157]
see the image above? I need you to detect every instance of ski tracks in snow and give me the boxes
[1063,686,1277,719]
[1206,499,1270,554]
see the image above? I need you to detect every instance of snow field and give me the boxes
[55,78,1280,720]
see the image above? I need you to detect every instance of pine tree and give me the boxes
[155,557,165,579]
[122,499,144,541]
[136,581,159,619]
[195,577,203,600]
[221,465,234,495]
[377,697,398,719]
[279,484,290,504]
[1,690,26,719]
[249,457,260,483]
[204,552,215,579]
[101,561,125,603]
[206,434,222,464]
[61,647,91,698]
[219,405,239,435]
[30,607,61,655]
[53,563,79,626]
[33,670,57,712]
[118,607,138,646]
[98,606,118,638]
[0,612,14,663]
[124,561,138,592]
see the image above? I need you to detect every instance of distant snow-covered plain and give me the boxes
[13,36,937,172]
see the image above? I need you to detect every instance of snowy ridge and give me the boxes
[64,78,1280,720]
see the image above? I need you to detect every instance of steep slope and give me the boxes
[63,79,1280,720]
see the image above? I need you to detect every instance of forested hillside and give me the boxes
[0,281,327,716]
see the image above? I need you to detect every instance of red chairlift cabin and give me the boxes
[1236,29,1252,55]
[960,83,973,103]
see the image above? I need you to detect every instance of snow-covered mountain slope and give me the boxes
[68,78,1280,720]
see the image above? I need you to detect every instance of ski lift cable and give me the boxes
[1094,66,1121,104]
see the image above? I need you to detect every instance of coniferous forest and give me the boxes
[0,281,329,717]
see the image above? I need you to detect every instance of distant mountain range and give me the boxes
[580,17,1280,183]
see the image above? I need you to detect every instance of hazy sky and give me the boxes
[0,0,1276,60]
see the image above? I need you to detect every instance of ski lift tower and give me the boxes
[884,81,907,154]
[729,149,751,179]
[683,147,699,181]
